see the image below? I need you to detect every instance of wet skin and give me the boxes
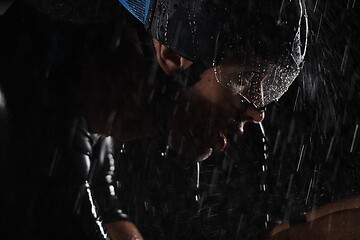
[84,35,266,162]
[81,27,267,240]
[168,67,265,161]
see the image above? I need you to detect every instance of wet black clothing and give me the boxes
[1,1,360,240]
[0,2,129,239]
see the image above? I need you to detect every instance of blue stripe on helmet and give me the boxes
[118,0,151,24]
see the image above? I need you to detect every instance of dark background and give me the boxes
[1,0,360,239]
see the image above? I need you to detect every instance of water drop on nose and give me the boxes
[259,123,269,192]
[259,123,272,228]
[195,162,201,202]
[262,164,267,172]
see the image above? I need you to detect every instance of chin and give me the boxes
[192,148,213,162]
[169,133,213,162]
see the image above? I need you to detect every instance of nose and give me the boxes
[244,106,265,123]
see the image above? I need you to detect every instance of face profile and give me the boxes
[6,1,358,240]
[83,0,307,163]
[167,65,266,162]
[139,0,308,161]
[83,37,270,162]
[163,47,304,161]
[152,40,268,161]
[94,35,302,162]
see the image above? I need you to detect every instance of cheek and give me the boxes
[168,93,220,142]
[192,83,236,119]
[192,70,237,112]
[194,76,221,102]
[168,68,238,137]
[168,98,202,133]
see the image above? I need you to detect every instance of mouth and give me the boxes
[216,132,228,150]
[214,120,245,151]
[168,117,246,160]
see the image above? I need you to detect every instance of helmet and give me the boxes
[118,0,308,109]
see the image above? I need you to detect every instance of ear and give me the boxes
[153,39,193,76]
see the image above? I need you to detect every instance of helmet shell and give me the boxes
[141,0,307,67]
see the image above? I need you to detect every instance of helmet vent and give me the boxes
[118,0,151,24]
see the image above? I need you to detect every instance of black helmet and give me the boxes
[119,0,308,109]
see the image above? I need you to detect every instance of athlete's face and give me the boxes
[168,66,265,162]
[151,39,271,161]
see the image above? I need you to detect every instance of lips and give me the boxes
[214,120,245,151]
[218,132,227,150]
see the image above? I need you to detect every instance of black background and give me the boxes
[1,0,360,239]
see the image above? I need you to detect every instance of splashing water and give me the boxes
[120,143,126,154]
[195,162,200,202]
[259,122,271,228]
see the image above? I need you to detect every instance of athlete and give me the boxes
[87,0,308,163]
[0,0,310,239]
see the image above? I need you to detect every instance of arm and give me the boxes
[68,117,144,240]
[268,208,360,240]
[256,195,360,239]
[91,136,144,240]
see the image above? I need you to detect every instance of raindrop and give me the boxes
[195,162,201,202]
[164,12,169,42]
[259,123,271,228]
[236,214,244,237]
[0,86,5,109]
[340,45,349,74]
[350,124,358,153]
[315,14,324,42]
[293,87,301,111]
[325,136,335,161]
[196,162,200,189]
[144,201,149,211]
[48,148,60,177]
[115,37,121,47]
[160,145,170,157]
[314,0,319,12]
[105,175,112,183]
[45,67,50,79]
[296,144,305,172]
[120,143,126,153]
[286,174,294,199]
[109,185,115,196]
[305,178,313,204]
